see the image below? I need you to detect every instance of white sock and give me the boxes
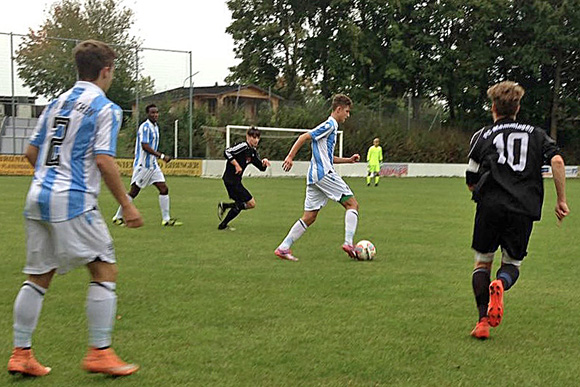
[159,194,170,221]
[344,209,359,245]
[114,195,132,219]
[86,282,117,349]
[279,219,308,250]
[13,281,46,348]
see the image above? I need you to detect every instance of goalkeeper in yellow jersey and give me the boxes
[366,137,383,186]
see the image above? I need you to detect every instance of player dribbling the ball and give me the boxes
[274,94,361,262]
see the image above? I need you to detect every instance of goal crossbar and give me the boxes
[226,125,344,158]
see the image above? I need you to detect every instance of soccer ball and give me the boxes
[354,240,376,261]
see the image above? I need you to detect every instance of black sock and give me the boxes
[224,202,235,209]
[219,206,241,227]
[472,268,491,320]
[497,264,520,291]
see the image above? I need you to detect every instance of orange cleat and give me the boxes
[7,348,51,377]
[488,279,504,327]
[82,347,139,376]
[470,317,490,340]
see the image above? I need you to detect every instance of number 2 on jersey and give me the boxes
[493,132,529,172]
[45,117,70,166]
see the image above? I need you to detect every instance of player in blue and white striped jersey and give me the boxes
[112,104,181,226]
[8,40,141,377]
[275,94,361,261]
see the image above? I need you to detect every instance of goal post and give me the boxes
[225,125,344,158]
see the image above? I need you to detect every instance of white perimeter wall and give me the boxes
[203,160,470,178]
[203,160,579,178]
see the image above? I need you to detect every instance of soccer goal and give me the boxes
[225,125,344,158]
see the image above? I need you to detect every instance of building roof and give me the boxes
[137,84,283,104]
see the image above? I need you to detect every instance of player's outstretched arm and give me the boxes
[334,154,360,164]
[283,133,311,171]
[96,154,143,228]
[551,154,569,221]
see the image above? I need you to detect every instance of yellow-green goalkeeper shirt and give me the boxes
[367,145,383,165]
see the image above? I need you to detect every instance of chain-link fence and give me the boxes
[0,32,195,157]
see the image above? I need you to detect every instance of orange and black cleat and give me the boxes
[488,279,504,327]
[470,317,490,340]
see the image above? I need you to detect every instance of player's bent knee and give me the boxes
[129,185,140,198]
[501,250,523,267]
[88,260,118,283]
[28,270,56,289]
[302,211,318,226]
[158,187,169,195]
[474,251,494,268]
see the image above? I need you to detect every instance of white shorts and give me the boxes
[130,166,165,188]
[24,209,116,275]
[304,173,354,211]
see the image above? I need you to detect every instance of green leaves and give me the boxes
[226,0,580,139]
[15,0,145,111]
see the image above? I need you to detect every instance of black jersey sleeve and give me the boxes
[224,142,249,161]
[466,128,486,186]
[250,149,267,171]
[540,129,560,164]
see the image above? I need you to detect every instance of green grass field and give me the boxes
[1,176,579,386]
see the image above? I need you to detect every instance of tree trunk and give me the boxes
[550,49,562,141]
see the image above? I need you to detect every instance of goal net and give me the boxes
[201,125,344,160]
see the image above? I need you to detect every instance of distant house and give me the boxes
[134,84,283,119]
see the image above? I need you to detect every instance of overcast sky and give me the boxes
[1,0,238,97]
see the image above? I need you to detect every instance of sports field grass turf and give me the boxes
[1,175,579,386]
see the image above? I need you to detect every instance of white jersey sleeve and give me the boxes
[94,103,122,157]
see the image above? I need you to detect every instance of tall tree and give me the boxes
[506,0,580,140]
[226,0,309,100]
[16,0,153,110]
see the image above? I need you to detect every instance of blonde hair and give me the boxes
[487,81,525,117]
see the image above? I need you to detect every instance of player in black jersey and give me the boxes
[217,127,271,230]
[466,81,569,339]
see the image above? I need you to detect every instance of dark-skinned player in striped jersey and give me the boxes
[466,81,569,340]
[217,127,271,230]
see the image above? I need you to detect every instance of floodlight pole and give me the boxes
[174,119,179,158]
[183,63,199,159]
[188,52,193,158]
[135,47,140,132]
[10,33,16,154]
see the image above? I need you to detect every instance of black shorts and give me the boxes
[472,202,534,261]
[224,180,252,203]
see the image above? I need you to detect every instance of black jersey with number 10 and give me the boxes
[467,118,560,220]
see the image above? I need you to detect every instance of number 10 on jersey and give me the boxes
[493,132,529,172]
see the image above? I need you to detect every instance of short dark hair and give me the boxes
[145,104,157,114]
[331,94,352,111]
[73,40,116,81]
[247,126,261,138]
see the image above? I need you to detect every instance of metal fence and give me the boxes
[0,32,195,157]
